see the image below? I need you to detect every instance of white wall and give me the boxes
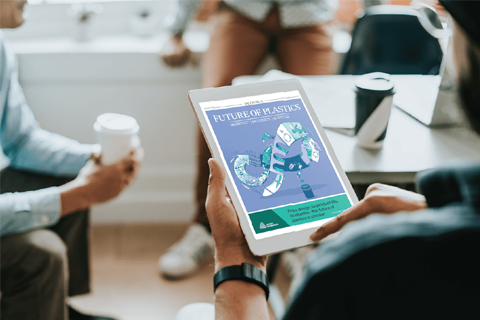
[8,36,205,224]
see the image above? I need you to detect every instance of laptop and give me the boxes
[393,38,465,127]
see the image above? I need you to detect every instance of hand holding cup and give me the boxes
[77,147,143,206]
[58,144,143,216]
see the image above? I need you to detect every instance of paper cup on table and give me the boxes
[94,113,139,165]
[354,72,395,149]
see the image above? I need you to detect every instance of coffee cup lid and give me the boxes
[355,72,395,96]
[94,113,139,135]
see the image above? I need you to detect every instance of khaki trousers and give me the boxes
[194,5,335,224]
[0,167,90,320]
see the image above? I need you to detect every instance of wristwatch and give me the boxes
[214,263,270,300]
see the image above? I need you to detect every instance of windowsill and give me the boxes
[9,31,207,84]
[8,31,210,55]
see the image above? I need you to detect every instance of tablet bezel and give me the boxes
[189,79,358,256]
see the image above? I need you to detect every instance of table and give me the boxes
[233,74,480,184]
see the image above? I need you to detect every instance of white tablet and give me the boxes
[189,79,358,256]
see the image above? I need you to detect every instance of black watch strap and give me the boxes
[214,263,270,300]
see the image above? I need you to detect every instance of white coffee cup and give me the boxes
[94,113,140,165]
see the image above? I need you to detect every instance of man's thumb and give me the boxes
[207,158,226,198]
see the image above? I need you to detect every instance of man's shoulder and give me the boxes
[285,207,480,319]
[307,206,480,274]
[417,163,480,209]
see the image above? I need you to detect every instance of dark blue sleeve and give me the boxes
[416,164,480,211]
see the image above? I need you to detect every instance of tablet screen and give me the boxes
[200,90,354,240]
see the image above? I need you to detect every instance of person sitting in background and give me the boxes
[0,1,143,319]
[177,1,480,319]
[158,0,385,280]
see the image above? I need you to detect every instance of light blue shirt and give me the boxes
[0,31,93,237]
[165,0,384,36]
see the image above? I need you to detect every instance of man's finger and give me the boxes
[207,158,227,201]
[310,220,342,242]
[310,215,342,242]
[310,202,368,242]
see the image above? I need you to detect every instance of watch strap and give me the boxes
[214,263,269,300]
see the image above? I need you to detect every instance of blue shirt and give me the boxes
[0,31,93,237]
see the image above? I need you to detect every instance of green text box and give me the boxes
[249,194,351,234]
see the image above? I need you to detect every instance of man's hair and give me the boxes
[458,39,480,134]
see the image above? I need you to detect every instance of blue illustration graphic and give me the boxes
[233,122,321,198]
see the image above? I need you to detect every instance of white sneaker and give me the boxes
[159,223,214,279]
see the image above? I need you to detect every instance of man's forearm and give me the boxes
[207,158,271,320]
[215,281,270,320]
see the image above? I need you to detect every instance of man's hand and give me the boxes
[206,158,267,272]
[160,36,197,67]
[207,159,270,320]
[310,183,427,242]
[59,147,143,216]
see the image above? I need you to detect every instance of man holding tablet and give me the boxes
[190,86,358,255]
[178,1,480,318]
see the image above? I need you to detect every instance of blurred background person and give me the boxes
[158,0,383,280]
[0,1,143,319]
